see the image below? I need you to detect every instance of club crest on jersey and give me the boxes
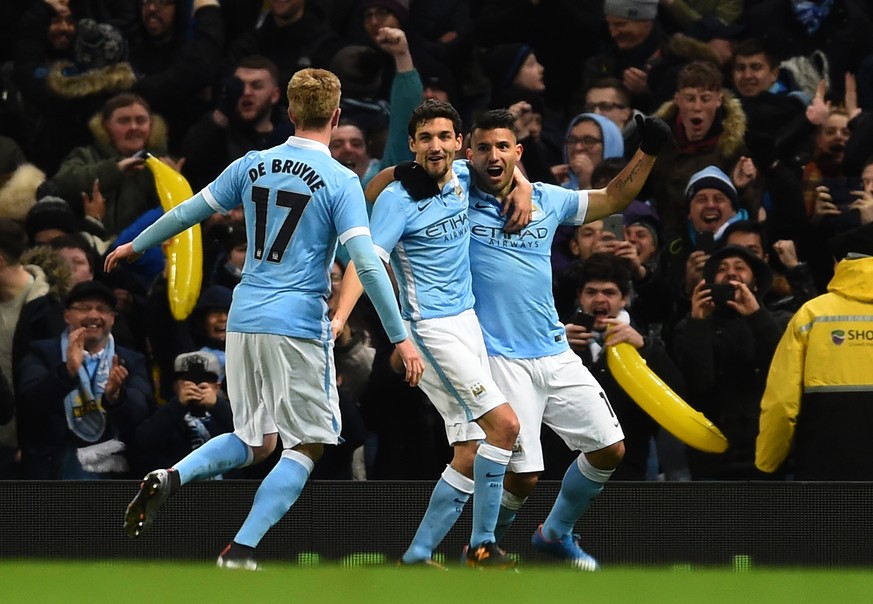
[471,383,486,398]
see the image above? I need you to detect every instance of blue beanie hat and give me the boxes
[684,165,738,209]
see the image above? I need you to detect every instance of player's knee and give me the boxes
[586,441,625,470]
[477,404,519,448]
[495,404,521,441]
[251,433,278,463]
[492,419,519,450]
[294,442,324,463]
[505,471,539,498]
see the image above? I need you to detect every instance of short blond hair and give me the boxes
[286,68,341,130]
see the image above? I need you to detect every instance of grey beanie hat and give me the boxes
[603,0,658,20]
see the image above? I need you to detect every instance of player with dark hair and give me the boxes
[464,108,667,569]
[332,99,531,569]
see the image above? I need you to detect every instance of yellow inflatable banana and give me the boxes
[144,154,202,321]
[606,342,728,454]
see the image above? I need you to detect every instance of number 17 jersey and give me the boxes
[203,136,370,341]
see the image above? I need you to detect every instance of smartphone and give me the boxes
[706,282,735,306]
[696,231,715,253]
[573,309,597,330]
[601,213,625,241]
[821,176,863,209]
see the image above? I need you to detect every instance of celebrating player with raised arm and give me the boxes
[465,109,668,569]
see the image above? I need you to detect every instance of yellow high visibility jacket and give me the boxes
[756,256,873,479]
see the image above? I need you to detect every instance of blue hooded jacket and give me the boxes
[561,113,624,190]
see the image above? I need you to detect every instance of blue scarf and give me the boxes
[60,330,115,443]
[791,0,834,35]
[687,209,750,247]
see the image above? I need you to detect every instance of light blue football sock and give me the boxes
[173,432,253,485]
[402,466,473,564]
[542,453,612,541]
[493,489,527,544]
[234,450,313,548]
[470,442,512,547]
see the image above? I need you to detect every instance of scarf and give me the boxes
[61,330,115,443]
[687,209,750,247]
[791,0,834,35]
[588,309,631,362]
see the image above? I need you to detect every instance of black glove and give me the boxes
[394,161,440,201]
[635,114,671,156]
[216,75,245,121]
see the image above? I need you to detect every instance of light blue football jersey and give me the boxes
[469,181,589,358]
[369,161,474,321]
[203,136,370,341]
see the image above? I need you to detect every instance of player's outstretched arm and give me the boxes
[104,243,140,273]
[586,115,670,221]
[103,192,216,272]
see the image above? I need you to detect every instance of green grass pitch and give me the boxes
[4,561,873,604]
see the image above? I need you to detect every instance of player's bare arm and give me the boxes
[104,243,139,273]
[585,115,670,221]
[365,166,396,203]
[330,259,365,341]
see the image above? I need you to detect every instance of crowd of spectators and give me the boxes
[1,0,873,482]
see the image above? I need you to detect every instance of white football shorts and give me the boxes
[408,309,507,445]
[226,331,341,449]
[488,349,625,473]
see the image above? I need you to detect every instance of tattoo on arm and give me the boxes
[614,159,643,193]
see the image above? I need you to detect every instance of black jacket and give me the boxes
[134,392,233,476]
[673,306,787,479]
[15,336,154,479]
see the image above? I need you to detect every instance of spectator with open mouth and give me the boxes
[638,60,762,244]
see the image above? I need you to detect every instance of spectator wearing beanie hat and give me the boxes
[684,165,739,211]
[487,53,569,174]
[675,165,749,291]
[420,62,459,106]
[673,235,787,480]
[490,85,557,185]
[624,199,662,256]
[577,0,667,114]
[603,0,659,21]
[25,196,80,245]
[211,225,246,290]
[481,43,545,101]
[362,0,409,26]
[657,164,749,336]
[147,283,232,402]
[622,200,675,338]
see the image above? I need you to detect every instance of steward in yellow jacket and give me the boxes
[756,225,873,479]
